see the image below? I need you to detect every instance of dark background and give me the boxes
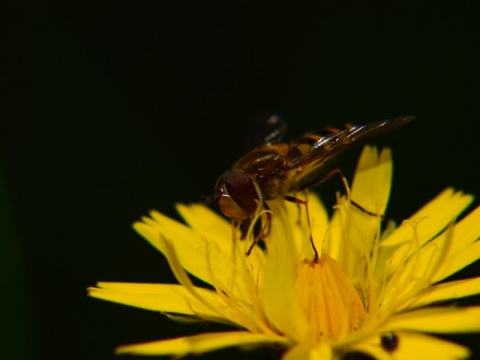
[2,1,480,359]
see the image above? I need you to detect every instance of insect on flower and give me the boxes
[206,114,413,259]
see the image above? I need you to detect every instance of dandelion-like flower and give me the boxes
[89,146,480,359]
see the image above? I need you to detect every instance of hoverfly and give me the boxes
[207,115,413,259]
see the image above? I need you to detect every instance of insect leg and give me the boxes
[245,209,272,256]
[239,219,251,240]
[284,195,319,262]
[261,202,272,237]
[298,168,385,219]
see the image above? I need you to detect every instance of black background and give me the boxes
[2,1,480,359]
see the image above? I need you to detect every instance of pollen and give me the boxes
[294,255,366,345]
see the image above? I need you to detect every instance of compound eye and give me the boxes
[214,171,261,221]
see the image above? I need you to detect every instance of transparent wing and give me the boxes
[244,112,288,150]
[283,116,413,170]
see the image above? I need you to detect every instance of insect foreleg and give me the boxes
[284,195,319,262]
[245,209,272,256]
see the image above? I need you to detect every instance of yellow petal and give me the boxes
[378,190,475,283]
[309,193,330,254]
[277,194,317,259]
[116,331,287,356]
[133,212,252,300]
[324,206,344,261]
[283,343,332,360]
[408,276,480,309]
[160,237,245,326]
[447,206,480,252]
[390,332,470,360]
[395,207,480,286]
[435,241,480,283]
[351,332,470,360]
[175,203,264,260]
[341,147,391,275]
[88,282,233,324]
[346,343,392,360]
[382,189,473,247]
[309,194,329,231]
[351,146,392,216]
[175,203,265,281]
[433,214,480,282]
[386,224,454,303]
[385,306,480,333]
[175,203,231,250]
[261,201,309,343]
[282,344,312,360]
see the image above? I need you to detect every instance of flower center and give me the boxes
[294,255,366,344]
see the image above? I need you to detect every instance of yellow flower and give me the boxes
[89,146,480,359]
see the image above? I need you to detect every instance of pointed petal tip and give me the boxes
[115,332,285,357]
